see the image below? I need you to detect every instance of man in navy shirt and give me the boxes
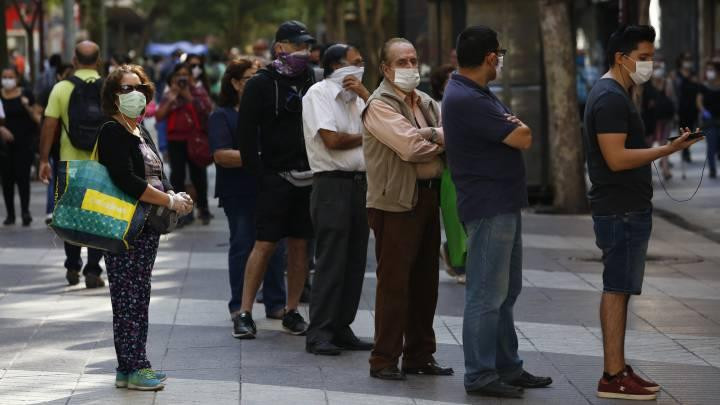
[443,25,551,399]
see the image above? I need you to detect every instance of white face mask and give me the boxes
[623,56,653,85]
[191,66,202,79]
[117,90,147,119]
[652,69,665,79]
[707,70,717,81]
[1,78,17,90]
[392,68,420,93]
[328,65,365,103]
[496,55,504,74]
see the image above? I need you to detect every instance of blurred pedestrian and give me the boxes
[642,59,675,179]
[429,64,454,101]
[444,26,551,399]
[187,53,211,93]
[675,52,700,163]
[302,44,373,355]
[232,20,317,339]
[98,64,193,391]
[155,62,213,225]
[0,66,41,226]
[208,59,288,337]
[363,38,451,381]
[698,61,720,178]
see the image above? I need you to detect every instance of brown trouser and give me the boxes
[368,187,440,370]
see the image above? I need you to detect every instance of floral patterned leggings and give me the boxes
[104,229,160,374]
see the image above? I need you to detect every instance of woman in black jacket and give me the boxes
[96,64,193,391]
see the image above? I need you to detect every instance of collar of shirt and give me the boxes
[326,78,346,100]
[391,86,419,108]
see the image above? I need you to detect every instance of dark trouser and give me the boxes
[105,229,160,374]
[0,143,32,218]
[368,187,440,370]
[167,140,208,210]
[64,243,104,276]
[706,124,719,174]
[307,173,369,345]
[221,194,286,316]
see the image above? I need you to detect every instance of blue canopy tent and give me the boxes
[145,41,209,57]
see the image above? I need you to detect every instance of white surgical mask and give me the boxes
[652,69,665,79]
[496,55,504,74]
[623,55,653,85]
[191,66,202,79]
[328,65,365,103]
[1,78,17,90]
[707,70,717,81]
[392,68,420,92]
[117,90,147,119]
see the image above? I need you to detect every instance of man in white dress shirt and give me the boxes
[302,44,374,355]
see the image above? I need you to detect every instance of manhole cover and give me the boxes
[570,255,703,265]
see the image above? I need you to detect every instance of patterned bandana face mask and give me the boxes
[272,50,310,77]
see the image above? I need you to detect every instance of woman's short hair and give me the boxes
[430,64,455,100]
[218,59,256,108]
[101,64,155,116]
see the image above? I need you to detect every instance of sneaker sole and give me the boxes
[115,381,127,388]
[232,332,256,339]
[597,391,657,400]
[282,326,307,336]
[642,385,661,393]
[128,383,165,391]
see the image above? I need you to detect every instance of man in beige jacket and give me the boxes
[363,38,452,381]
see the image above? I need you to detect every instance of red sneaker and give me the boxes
[597,371,657,401]
[626,365,661,393]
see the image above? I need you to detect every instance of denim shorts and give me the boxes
[592,209,652,295]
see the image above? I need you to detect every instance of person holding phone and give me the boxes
[156,62,213,226]
[583,25,701,401]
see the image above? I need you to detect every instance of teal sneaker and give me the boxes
[127,368,164,391]
[116,370,167,388]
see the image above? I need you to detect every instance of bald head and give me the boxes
[74,41,100,68]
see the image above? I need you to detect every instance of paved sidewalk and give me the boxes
[0,178,719,404]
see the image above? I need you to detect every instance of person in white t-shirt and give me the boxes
[301,44,374,355]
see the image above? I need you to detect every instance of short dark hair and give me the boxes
[605,25,656,67]
[322,44,350,78]
[101,64,155,116]
[430,64,455,100]
[75,47,99,66]
[218,59,256,108]
[456,26,498,68]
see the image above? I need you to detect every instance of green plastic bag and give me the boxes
[440,169,467,268]
[50,142,148,253]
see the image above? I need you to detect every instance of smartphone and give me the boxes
[667,131,704,143]
[177,78,188,88]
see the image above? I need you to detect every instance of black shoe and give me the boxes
[3,216,15,226]
[710,170,717,179]
[21,213,32,227]
[84,273,105,289]
[300,281,312,304]
[65,269,80,286]
[403,360,454,376]
[467,379,524,399]
[282,310,308,335]
[198,209,211,225]
[370,366,407,381]
[333,335,374,351]
[232,312,257,339]
[505,370,553,388]
[306,341,341,356]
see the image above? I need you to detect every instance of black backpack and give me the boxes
[63,76,105,151]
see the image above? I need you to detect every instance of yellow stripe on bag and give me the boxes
[81,189,135,222]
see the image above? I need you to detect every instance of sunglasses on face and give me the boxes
[118,84,150,94]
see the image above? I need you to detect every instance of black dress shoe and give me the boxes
[505,370,553,388]
[467,379,524,399]
[370,366,406,381]
[403,360,454,376]
[333,335,374,351]
[306,341,341,356]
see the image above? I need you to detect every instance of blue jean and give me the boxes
[705,124,718,174]
[221,194,286,316]
[463,212,524,390]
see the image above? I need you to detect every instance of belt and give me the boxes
[315,171,366,180]
[417,179,441,189]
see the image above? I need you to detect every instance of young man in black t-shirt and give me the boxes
[583,25,701,401]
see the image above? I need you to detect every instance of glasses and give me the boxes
[118,84,150,94]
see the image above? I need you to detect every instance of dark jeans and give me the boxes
[64,242,104,276]
[307,174,369,345]
[367,187,440,370]
[463,212,524,390]
[221,194,286,315]
[706,125,719,174]
[0,143,32,218]
[167,140,208,210]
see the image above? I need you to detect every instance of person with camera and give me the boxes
[156,62,213,226]
[97,64,193,391]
